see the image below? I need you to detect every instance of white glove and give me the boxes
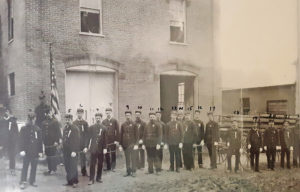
[83,148,88,153]
[156,144,161,150]
[247,144,251,149]
[142,145,146,150]
[264,146,267,150]
[71,152,76,157]
[54,142,58,146]
[133,145,138,150]
[259,148,263,152]
[164,144,168,150]
[161,142,164,145]
[179,143,183,149]
[38,153,43,158]
[290,146,294,151]
[200,140,204,146]
[103,149,107,154]
[119,146,123,152]
[276,146,281,150]
[239,148,243,154]
[214,142,218,146]
[193,144,197,148]
[227,142,230,147]
[139,139,143,144]
[20,151,26,157]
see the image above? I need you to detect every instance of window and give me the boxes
[178,82,184,109]
[7,0,14,41]
[169,0,186,43]
[241,97,250,115]
[267,100,288,115]
[8,72,15,96]
[80,0,102,35]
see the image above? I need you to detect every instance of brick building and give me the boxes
[0,0,220,123]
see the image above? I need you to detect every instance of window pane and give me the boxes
[80,0,100,9]
[81,10,100,34]
[170,25,184,43]
[9,73,15,96]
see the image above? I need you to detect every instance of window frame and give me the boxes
[8,72,15,96]
[178,82,185,108]
[169,0,187,45]
[7,0,14,43]
[79,0,104,37]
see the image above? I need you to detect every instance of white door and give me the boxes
[65,71,115,124]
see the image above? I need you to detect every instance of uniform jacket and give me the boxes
[143,120,162,147]
[135,119,146,140]
[34,103,50,128]
[102,118,119,144]
[41,117,61,146]
[226,128,242,150]
[279,127,294,148]
[166,120,183,145]
[204,121,219,145]
[19,123,43,157]
[120,120,138,148]
[247,128,263,150]
[263,127,279,148]
[87,123,107,154]
[157,120,166,143]
[194,119,205,144]
[293,124,300,147]
[182,120,197,144]
[62,124,80,153]
[0,117,9,147]
[73,119,89,149]
[7,117,19,148]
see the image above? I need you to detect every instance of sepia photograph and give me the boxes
[0,0,299,191]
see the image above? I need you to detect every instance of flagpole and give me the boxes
[49,43,53,114]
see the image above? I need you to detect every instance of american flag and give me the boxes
[50,44,61,121]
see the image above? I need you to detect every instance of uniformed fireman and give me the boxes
[19,110,43,189]
[143,112,162,174]
[193,110,205,168]
[41,106,62,175]
[62,111,80,188]
[293,118,300,167]
[102,107,119,171]
[85,112,107,185]
[0,105,9,159]
[120,111,138,177]
[73,107,89,176]
[34,91,50,129]
[155,111,166,172]
[204,112,219,169]
[182,111,197,170]
[226,120,242,173]
[165,111,183,172]
[247,117,263,172]
[135,110,146,169]
[263,116,279,170]
[177,110,185,168]
[279,120,293,169]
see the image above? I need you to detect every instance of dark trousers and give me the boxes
[182,143,194,170]
[266,147,276,169]
[293,144,300,167]
[281,147,290,169]
[136,145,145,169]
[89,152,103,181]
[179,149,183,167]
[124,146,136,174]
[250,149,260,171]
[146,146,159,173]
[80,152,87,175]
[227,148,240,171]
[21,155,38,184]
[8,145,16,170]
[169,145,180,170]
[207,144,217,168]
[63,152,78,185]
[196,146,203,165]
[45,147,58,172]
[105,144,116,170]
[157,147,163,170]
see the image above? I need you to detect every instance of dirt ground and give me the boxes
[0,150,300,192]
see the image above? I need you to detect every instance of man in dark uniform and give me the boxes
[193,110,205,168]
[19,110,43,189]
[135,110,146,169]
[34,91,50,129]
[204,111,219,169]
[143,112,162,174]
[41,106,62,175]
[177,111,185,168]
[85,112,107,185]
[73,107,89,176]
[226,120,242,173]
[293,118,300,167]
[156,111,166,172]
[279,120,294,169]
[120,111,138,177]
[0,105,9,159]
[264,117,279,170]
[166,111,183,172]
[62,111,80,188]
[247,117,263,172]
[102,107,119,171]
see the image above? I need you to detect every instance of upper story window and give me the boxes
[169,0,186,44]
[7,0,14,41]
[80,0,103,36]
[8,72,15,96]
[178,82,185,108]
